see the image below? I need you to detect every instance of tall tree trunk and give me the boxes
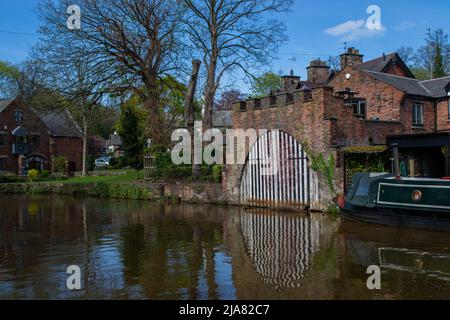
[184,60,202,179]
[82,114,88,177]
[145,71,165,146]
[203,57,217,131]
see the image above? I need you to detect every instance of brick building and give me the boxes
[226,48,450,210]
[0,97,83,175]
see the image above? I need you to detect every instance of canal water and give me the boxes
[1,194,450,300]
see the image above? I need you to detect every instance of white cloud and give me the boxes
[394,21,415,31]
[323,19,386,41]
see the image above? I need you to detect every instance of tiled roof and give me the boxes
[365,71,433,97]
[39,110,82,138]
[419,76,450,98]
[0,98,15,113]
[358,53,396,72]
[358,53,415,78]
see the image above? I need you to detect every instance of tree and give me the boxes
[117,102,145,179]
[434,42,447,78]
[327,56,341,71]
[37,0,186,146]
[215,89,245,111]
[414,29,450,79]
[181,0,292,130]
[251,72,283,97]
[396,47,415,67]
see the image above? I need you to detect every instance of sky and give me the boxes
[1,0,450,91]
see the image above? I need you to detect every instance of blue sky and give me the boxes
[1,0,450,86]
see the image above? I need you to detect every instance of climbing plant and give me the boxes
[304,146,337,197]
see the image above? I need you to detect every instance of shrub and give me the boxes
[87,155,95,172]
[39,170,50,179]
[212,165,223,183]
[0,174,26,183]
[109,157,118,167]
[54,157,68,173]
[28,169,40,180]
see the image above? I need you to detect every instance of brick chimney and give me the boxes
[307,59,330,83]
[281,70,300,92]
[340,47,364,69]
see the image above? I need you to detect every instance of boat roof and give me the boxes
[384,177,450,182]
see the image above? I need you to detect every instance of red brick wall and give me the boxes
[328,66,406,122]
[400,98,436,133]
[0,99,51,174]
[384,63,410,78]
[437,99,450,131]
[52,137,83,172]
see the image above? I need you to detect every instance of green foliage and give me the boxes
[95,183,153,200]
[251,72,283,98]
[0,60,20,80]
[39,170,50,179]
[109,156,128,170]
[87,155,95,172]
[148,146,218,182]
[28,169,40,180]
[212,165,223,183]
[0,174,26,183]
[410,67,430,80]
[434,43,447,78]
[117,101,145,176]
[308,151,337,197]
[304,144,337,197]
[345,152,387,183]
[54,156,68,173]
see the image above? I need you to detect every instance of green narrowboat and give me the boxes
[338,173,450,231]
[338,142,450,231]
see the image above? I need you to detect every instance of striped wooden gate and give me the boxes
[240,130,320,210]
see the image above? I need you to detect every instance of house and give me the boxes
[0,97,83,175]
[105,133,123,157]
[226,47,450,208]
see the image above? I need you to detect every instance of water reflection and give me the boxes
[240,208,336,290]
[1,195,450,299]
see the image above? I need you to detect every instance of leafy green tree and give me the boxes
[410,67,430,80]
[117,101,145,179]
[434,43,447,78]
[251,72,283,98]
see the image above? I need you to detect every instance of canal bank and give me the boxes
[0,181,232,205]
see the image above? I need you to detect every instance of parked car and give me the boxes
[95,156,111,168]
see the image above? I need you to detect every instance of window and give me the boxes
[30,135,40,147]
[0,158,6,171]
[14,136,27,144]
[14,111,23,123]
[0,134,6,146]
[345,99,366,118]
[412,103,424,126]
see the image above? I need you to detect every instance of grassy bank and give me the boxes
[62,169,142,184]
[0,169,160,201]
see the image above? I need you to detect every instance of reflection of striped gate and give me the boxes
[240,209,323,289]
[240,130,320,210]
